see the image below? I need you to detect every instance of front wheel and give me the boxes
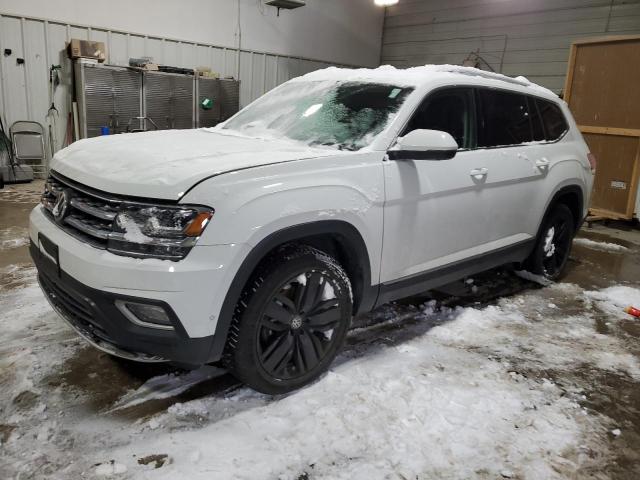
[525,203,575,280]
[225,244,353,394]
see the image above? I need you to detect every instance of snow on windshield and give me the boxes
[223,81,414,151]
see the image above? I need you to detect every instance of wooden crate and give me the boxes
[564,35,640,220]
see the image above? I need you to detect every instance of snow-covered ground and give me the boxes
[1,188,638,480]
[2,254,639,479]
[573,237,629,252]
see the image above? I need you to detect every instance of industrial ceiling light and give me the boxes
[265,0,306,10]
[374,0,398,6]
[266,0,306,16]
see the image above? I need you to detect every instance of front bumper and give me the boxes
[31,241,214,366]
[29,205,251,366]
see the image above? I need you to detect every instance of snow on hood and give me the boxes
[51,129,335,200]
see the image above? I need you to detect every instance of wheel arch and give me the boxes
[208,220,376,362]
[547,184,584,234]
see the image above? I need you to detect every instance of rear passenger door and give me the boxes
[473,88,551,244]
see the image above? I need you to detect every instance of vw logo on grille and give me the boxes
[52,189,72,223]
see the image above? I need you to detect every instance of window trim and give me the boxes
[471,86,569,150]
[390,84,570,154]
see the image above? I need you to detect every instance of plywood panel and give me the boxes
[584,133,639,217]
[568,38,640,129]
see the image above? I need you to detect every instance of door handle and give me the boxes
[536,158,550,169]
[470,167,488,178]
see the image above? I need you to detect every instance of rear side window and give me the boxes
[537,99,568,141]
[476,89,532,147]
[527,97,546,141]
[403,88,474,149]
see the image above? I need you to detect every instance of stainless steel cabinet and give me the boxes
[75,62,240,138]
[76,63,142,137]
[144,72,195,130]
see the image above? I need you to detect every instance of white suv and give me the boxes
[30,66,594,393]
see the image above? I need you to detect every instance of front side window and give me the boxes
[223,81,414,151]
[402,88,474,149]
[476,89,532,147]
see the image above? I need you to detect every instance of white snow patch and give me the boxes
[101,289,628,479]
[574,238,629,252]
[0,226,29,250]
[293,64,556,97]
[585,285,640,317]
[109,365,226,412]
[116,214,152,244]
[168,400,209,418]
[0,236,29,250]
[321,281,336,300]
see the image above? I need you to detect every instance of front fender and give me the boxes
[181,152,385,360]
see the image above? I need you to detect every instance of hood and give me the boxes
[51,129,335,200]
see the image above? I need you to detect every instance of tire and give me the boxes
[224,244,353,394]
[525,203,575,280]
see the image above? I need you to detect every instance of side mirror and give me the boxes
[388,129,458,160]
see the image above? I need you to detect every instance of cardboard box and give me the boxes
[68,39,106,62]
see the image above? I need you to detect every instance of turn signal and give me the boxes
[184,211,214,237]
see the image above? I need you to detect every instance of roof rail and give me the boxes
[438,66,531,87]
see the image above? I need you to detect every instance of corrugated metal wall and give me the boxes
[381,0,640,93]
[0,12,349,160]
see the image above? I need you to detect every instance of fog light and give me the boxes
[115,300,174,330]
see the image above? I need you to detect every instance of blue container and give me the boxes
[100,126,110,135]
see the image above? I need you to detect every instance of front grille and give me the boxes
[41,174,120,248]
[39,271,115,345]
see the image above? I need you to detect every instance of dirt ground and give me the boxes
[1,180,639,479]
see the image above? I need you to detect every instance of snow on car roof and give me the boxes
[293,64,558,98]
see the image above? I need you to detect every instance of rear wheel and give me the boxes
[526,203,575,280]
[225,244,352,394]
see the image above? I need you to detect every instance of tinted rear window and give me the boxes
[527,97,546,141]
[537,99,568,141]
[476,89,532,147]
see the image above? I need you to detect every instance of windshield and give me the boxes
[222,81,414,151]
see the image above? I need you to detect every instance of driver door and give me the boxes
[380,87,495,287]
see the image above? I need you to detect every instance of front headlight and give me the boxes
[108,205,214,261]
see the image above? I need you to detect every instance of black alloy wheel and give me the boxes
[225,244,352,394]
[527,203,575,280]
[257,270,342,380]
